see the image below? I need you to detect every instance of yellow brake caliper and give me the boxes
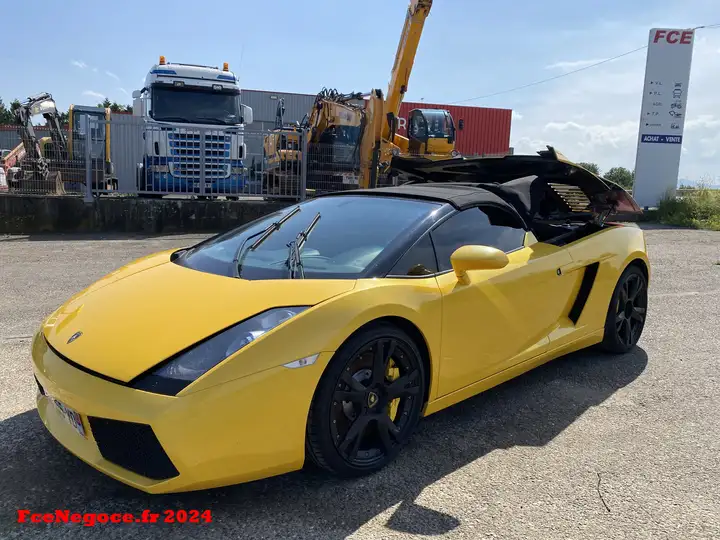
[386,359,400,421]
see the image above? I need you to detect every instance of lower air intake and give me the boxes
[88,417,179,480]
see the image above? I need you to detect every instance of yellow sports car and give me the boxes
[32,147,648,494]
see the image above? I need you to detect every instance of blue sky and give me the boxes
[2,0,719,181]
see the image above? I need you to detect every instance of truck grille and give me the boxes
[168,131,232,179]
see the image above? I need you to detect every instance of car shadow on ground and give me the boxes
[0,346,647,539]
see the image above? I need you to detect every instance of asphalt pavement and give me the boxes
[1,227,719,539]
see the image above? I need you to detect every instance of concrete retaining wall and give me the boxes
[0,195,291,234]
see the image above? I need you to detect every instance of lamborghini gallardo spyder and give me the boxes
[31,146,649,493]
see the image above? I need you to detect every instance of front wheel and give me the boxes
[600,265,648,353]
[306,323,426,477]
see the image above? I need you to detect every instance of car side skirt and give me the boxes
[422,329,604,416]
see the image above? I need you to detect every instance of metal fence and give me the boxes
[2,117,313,200]
[1,115,514,201]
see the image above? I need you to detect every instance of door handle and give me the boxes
[558,261,587,274]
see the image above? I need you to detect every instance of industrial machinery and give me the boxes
[4,93,66,193]
[359,0,459,188]
[262,0,458,195]
[67,104,115,188]
[3,93,116,193]
[303,88,368,191]
[132,56,254,198]
[262,98,303,195]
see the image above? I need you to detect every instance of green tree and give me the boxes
[577,162,601,175]
[0,98,22,124]
[97,99,132,113]
[605,166,634,190]
[0,98,13,124]
[57,110,70,125]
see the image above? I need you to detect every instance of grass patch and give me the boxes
[655,186,720,231]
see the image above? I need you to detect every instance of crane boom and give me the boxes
[383,0,432,139]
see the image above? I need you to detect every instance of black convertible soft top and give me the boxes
[318,147,641,226]
[386,146,642,223]
[321,183,530,228]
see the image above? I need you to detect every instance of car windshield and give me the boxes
[176,195,442,280]
[151,85,241,125]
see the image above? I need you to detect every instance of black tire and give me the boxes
[600,265,648,353]
[306,323,426,477]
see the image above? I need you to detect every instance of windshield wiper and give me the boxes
[232,206,301,278]
[286,212,321,279]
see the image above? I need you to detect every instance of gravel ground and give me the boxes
[0,227,719,539]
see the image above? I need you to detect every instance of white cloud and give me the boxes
[698,131,720,158]
[105,71,119,81]
[71,60,87,69]
[118,87,129,96]
[82,90,105,99]
[512,111,523,120]
[545,59,604,71]
[93,67,98,73]
[543,120,638,148]
[509,20,720,181]
[685,114,720,130]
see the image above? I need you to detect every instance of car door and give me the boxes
[431,205,579,397]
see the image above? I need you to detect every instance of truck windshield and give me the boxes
[151,86,241,125]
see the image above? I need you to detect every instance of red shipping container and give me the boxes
[398,101,512,157]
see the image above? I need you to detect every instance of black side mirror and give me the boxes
[458,119,465,130]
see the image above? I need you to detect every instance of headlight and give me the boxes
[150,164,169,173]
[231,166,247,175]
[132,306,309,395]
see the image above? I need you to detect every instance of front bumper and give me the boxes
[145,172,250,194]
[32,333,332,494]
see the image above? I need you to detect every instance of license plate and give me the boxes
[49,397,86,438]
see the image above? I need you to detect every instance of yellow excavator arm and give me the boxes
[383,0,433,142]
[289,0,454,192]
[360,0,457,188]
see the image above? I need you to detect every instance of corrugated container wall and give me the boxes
[240,90,316,160]
[399,102,512,156]
[241,90,315,127]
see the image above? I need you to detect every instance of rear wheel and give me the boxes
[600,265,648,353]
[306,324,425,477]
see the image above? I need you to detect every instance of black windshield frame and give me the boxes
[150,84,241,125]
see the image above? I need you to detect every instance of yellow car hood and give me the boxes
[42,252,355,382]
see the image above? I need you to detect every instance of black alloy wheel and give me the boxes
[306,323,426,477]
[601,265,648,353]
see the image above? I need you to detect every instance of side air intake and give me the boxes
[568,262,600,324]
